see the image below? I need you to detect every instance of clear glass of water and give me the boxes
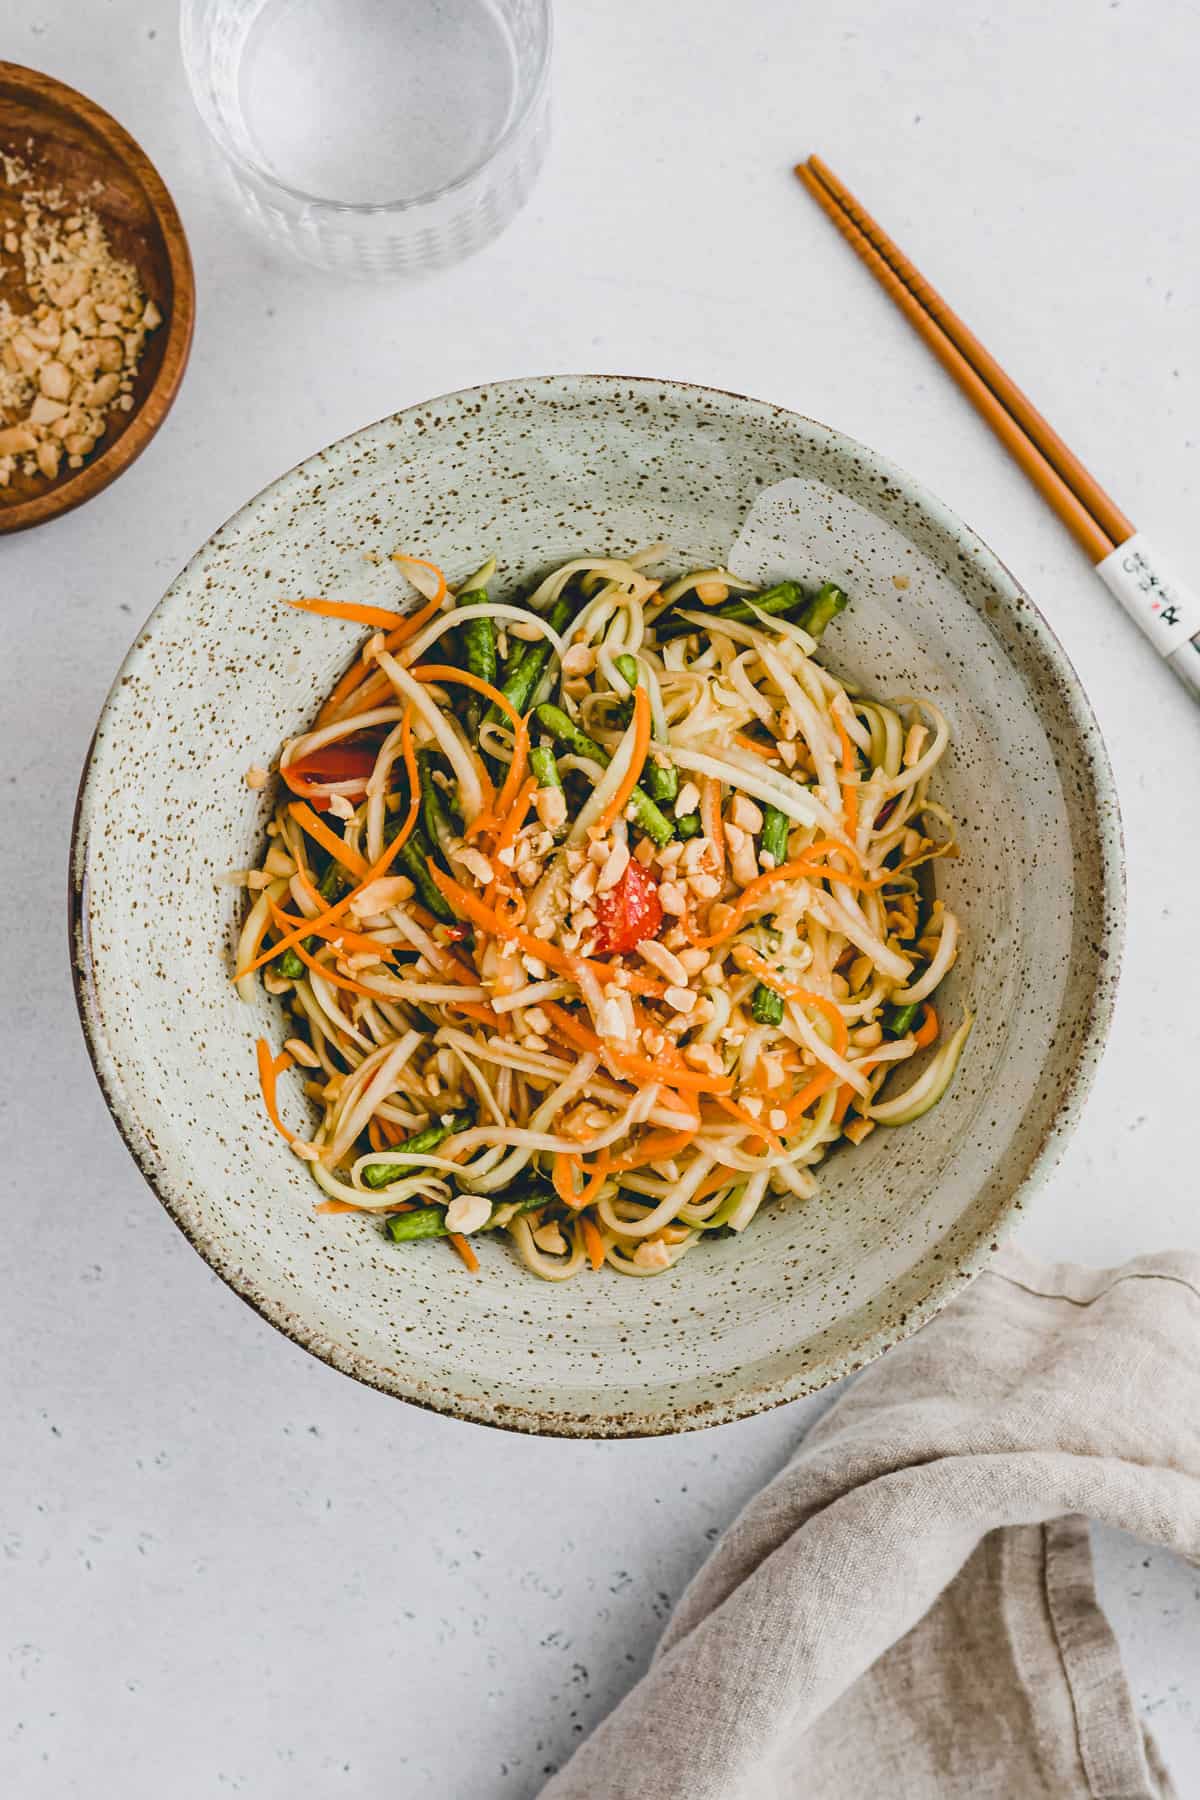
[180,0,551,277]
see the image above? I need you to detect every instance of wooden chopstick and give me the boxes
[803,155,1134,552]
[793,158,1116,564]
[794,155,1200,700]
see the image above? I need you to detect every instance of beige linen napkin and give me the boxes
[543,1246,1200,1799]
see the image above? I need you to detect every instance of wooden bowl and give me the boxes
[0,62,194,533]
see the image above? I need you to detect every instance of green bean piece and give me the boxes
[361,1109,475,1189]
[628,795,674,844]
[883,1000,921,1038]
[417,751,459,864]
[644,758,679,805]
[530,744,563,790]
[656,579,805,639]
[400,835,455,920]
[674,813,702,839]
[384,1207,451,1243]
[456,587,495,736]
[531,704,602,764]
[760,804,790,867]
[485,593,574,726]
[798,581,849,639]
[613,652,639,691]
[531,704,674,846]
[750,983,785,1026]
[384,1187,549,1242]
[275,948,304,980]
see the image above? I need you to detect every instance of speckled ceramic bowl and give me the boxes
[71,376,1123,1436]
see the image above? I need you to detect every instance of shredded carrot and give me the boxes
[314,1198,367,1215]
[237,812,419,980]
[288,802,369,879]
[542,1002,735,1095]
[448,1231,480,1273]
[592,688,650,838]
[388,705,422,862]
[552,1154,579,1206]
[552,1149,612,1209]
[580,1215,606,1272]
[734,732,779,761]
[711,1094,786,1153]
[492,776,537,859]
[833,712,859,837]
[367,1117,385,1152]
[316,583,448,725]
[287,938,392,999]
[255,1039,296,1143]
[288,596,411,630]
[832,1082,856,1125]
[458,1000,508,1030]
[268,903,398,962]
[913,1004,939,1048]
[782,1067,838,1125]
[426,867,666,998]
[575,1149,611,1206]
[609,1127,697,1172]
[411,664,529,821]
[390,553,449,605]
[699,773,725,877]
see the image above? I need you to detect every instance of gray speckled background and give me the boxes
[4,0,1199,1792]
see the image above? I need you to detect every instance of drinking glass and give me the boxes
[180,0,551,276]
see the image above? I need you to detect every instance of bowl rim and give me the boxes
[69,372,1126,1436]
[0,60,196,535]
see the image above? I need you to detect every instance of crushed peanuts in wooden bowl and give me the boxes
[0,61,194,533]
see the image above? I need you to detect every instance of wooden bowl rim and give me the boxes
[0,60,195,534]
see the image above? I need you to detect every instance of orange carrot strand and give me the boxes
[287,801,370,879]
[592,688,651,838]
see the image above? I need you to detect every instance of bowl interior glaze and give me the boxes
[71,376,1123,1435]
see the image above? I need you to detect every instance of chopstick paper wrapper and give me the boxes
[1096,534,1200,689]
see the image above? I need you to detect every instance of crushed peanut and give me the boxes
[632,1239,673,1269]
[595,837,630,894]
[350,875,414,915]
[445,1193,491,1235]
[673,780,701,818]
[244,764,269,789]
[534,785,567,833]
[636,938,688,986]
[0,152,163,491]
[727,795,764,834]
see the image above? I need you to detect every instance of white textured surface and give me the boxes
[2,0,1198,1794]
